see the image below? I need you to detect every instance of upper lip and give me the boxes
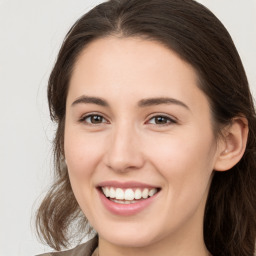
[97,180,160,189]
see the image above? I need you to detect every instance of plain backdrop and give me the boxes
[0,0,255,255]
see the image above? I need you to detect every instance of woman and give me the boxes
[36,0,256,255]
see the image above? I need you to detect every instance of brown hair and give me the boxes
[36,0,256,255]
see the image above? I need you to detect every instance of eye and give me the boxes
[80,114,108,125]
[147,115,176,125]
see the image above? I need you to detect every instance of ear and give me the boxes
[214,117,248,171]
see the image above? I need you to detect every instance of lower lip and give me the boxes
[98,189,159,216]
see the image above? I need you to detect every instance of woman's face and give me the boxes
[65,37,221,248]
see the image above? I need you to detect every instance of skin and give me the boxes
[64,37,237,256]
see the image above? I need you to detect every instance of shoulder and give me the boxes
[36,236,98,256]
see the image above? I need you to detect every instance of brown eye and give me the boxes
[82,114,107,124]
[90,115,103,124]
[148,115,176,125]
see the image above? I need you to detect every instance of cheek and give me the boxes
[64,130,105,214]
[148,136,215,219]
[64,129,106,177]
[145,129,216,190]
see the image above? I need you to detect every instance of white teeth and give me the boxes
[124,189,135,200]
[101,187,158,201]
[142,188,149,199]
[109,187,116,198]
[111,199,137,204]
[105,187,110,197]
[149,188,157,196]
[134,189,142,199]
[116,188,124,200]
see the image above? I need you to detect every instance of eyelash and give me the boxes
[146,115,177,126]
[79,114,109,125]
[79,113,177,126]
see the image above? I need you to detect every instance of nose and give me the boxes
[104,124,145,173]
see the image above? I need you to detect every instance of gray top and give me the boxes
[37,236,98,256]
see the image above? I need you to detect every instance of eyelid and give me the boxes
[145,113,178,125]
[78,112,177,126]
[79,112,110,125]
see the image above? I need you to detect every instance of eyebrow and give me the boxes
[138,97,189,110]
[72,95,109,107]
[71,95,189,110]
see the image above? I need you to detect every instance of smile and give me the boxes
[97,181,161,215]
[101,187,158,204]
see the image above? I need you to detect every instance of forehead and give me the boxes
[68,36,209,113]
[72,36,198,81]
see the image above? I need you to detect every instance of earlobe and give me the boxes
[214,117,248,171]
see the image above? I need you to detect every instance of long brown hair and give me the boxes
[36,0,256,255]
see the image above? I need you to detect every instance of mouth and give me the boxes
[97,182,161,215]
[99,186,160,204]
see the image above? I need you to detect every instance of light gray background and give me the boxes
[0,1,255,255]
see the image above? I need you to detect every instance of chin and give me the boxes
[97,223,165,248]
[104,234,155,248]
